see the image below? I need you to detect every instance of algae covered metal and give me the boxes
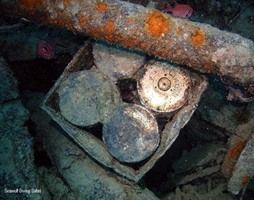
[103,103,160,163]
[1,0,254,86]
[58,69,121,127]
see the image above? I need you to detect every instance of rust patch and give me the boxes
[20,0,43,9]
[146,11,170,37]
[227,141,246,160]
[86,20,115,42]
[140,42,148,49]
[127,17,135,23]
[96,2,108,11]
[175,27,182,36]
[79,15,87,27]
[114,35,142,50]
[121,39,137,48]
[241,175,250,186]
[191,30,205,47]
[203,63,216,73]
[64,0,70,7]
[221,141,247,178]
[49,10,74,31]
[104,20,115,34]
[184,22,189,27]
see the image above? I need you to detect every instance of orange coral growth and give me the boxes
[221,141,247,178]
[146,11,170,37]
[20,0,42,9]
[241,175,250,186]
[96,2,108,12]
[191,30,205,47]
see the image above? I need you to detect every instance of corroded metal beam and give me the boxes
[1,0,254,86]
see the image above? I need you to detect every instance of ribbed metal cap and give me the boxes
[138,62,191,112]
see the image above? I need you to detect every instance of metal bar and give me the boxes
[1,0,254,86]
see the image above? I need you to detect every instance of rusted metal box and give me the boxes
[42,42,207,182]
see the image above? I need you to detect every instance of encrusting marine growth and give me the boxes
[1,0,254,86]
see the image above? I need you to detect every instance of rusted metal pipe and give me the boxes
[1,0,254,86]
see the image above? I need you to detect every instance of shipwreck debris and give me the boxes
[42,41,208,182]
[0,0,254,86]
[138,61,192,112]
[221,118,254,195]
[103,103,159,163]
[58,69,121,127]
[93,42,145,82]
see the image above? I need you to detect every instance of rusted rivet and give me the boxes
[158,77,171,91]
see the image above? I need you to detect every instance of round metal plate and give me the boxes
[58,70,121,127]
[138,62,191,112]
[102,103,159,163]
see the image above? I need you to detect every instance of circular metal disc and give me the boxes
[102,103,159,163]
[138,62,191,112]
[58,70,121,127]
